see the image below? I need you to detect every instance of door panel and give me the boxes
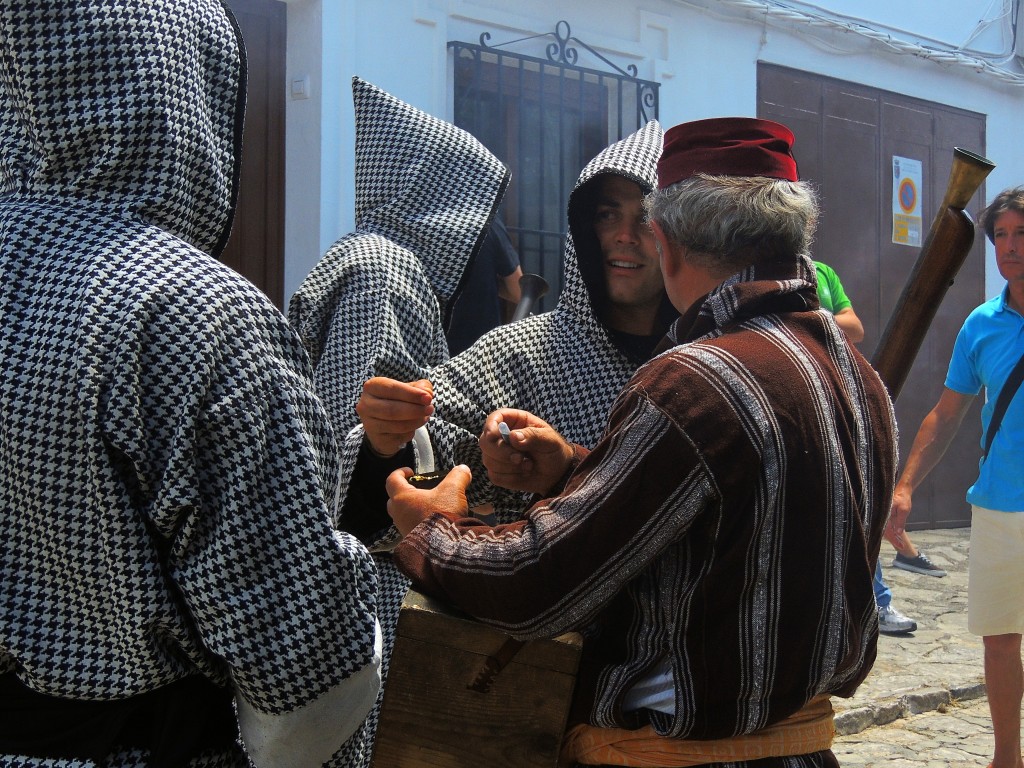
[759,64,986,529]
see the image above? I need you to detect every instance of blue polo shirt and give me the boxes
[945,287,1024,511]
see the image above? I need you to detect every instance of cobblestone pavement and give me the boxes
[833,528,983,730]
[833,694,1019,767]
[830,527,1012,766]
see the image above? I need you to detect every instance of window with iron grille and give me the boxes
[449,21,659,314]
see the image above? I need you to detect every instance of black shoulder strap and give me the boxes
[983,351,1024,459]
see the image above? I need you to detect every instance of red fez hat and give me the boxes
[657,117,798,188]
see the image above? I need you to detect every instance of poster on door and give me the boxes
[892,156,923,247]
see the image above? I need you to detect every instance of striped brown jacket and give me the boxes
[395,255,897,742]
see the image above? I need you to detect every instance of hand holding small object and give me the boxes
[356,377,434,457]
[386,465,472,536]
[480,409,576,495]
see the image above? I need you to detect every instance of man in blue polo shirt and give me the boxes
[889,185,1024,768]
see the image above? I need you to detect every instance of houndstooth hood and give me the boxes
[563,119,665,328]
[0,0,245,258]
[287,78,510,450]
[0,2,382,743]
[352,77,510,327]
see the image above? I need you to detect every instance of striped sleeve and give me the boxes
[393,389,712,639]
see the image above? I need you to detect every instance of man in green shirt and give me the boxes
[814,261,925,635]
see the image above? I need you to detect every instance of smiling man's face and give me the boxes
[592,174,665,335]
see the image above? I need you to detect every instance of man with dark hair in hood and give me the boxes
[0,2,380,765]
[332,120,672,762]
[347,119,671,523]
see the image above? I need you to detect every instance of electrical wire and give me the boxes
[673,0,1024,86]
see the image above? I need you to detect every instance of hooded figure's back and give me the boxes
[0,3,380,765]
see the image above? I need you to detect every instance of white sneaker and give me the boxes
[878,603,917,634]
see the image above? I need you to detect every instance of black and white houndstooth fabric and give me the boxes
[341,119,666,531]
[0,2,378,766]
[334,120,665,765]
[287,77,509,768]
[288,77,511,445]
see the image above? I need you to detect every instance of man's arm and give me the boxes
[355,377,434,457]
[497,265,523,304]
[181,312,381,764]
[389,391,707,639]
[887,387,974,545]
[832,307,865,344]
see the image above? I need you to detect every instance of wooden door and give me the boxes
[222,0,287,308]
[759,64,986,529]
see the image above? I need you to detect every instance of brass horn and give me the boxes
[511,273,550,322]
[870,147,995,401]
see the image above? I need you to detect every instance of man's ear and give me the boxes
[649,219,681,277]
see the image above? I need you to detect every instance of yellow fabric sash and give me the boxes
[559,695,835,767]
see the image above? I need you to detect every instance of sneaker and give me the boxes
[877,604,917,634]
[892,551,947,578]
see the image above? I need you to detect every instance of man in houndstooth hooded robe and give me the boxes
[0,1,381,765]
[288,76,511,447]
[342,118,670,528]
[335,119,672,760]
[287,76,511,767]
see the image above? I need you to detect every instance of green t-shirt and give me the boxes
[814,261,852,315]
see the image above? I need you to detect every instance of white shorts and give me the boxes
[969,505,1024,637]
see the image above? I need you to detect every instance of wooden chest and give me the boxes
[371,589,583,768]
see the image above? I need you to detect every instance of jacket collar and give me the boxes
[669,254,819,345]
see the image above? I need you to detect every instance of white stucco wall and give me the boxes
[282,0,1024,304]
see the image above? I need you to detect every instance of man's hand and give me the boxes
[884,388,973,549]
[386,465,472,537]
[479,409,575,496]
[355,377,434,457]
[886,485,913,549]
